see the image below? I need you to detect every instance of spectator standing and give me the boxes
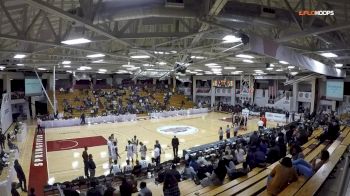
[120,178,133,196]
[11,182,20,196]
[285,111,290,123]
[163,173,180,196]
[28,188,36,196]
[218,127,224,141]
[0,132,5,150]
[88,154,96,178]
[14,160,27,192]
[171,136,179,158]
[139,181,152,196]
[80,113,86,125]
[82,146,89,178]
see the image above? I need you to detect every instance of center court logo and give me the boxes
[157,125,198,135]
[298,10,334,16]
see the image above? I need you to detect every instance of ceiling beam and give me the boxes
[277,23,350,42]
[22,0,133,47]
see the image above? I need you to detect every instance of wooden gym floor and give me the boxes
[42,112,277,183]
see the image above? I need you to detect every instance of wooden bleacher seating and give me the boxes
[257,126,350,196]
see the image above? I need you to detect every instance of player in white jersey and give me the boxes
[131,135,139,158]
[125,140,134,162]
[139,142,147,160]
[123,159,133,173]
[110,160,121,175]
[107,136,114,163]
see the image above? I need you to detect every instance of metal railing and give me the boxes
[337,153,350,196]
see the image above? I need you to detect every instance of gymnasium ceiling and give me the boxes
[0,0,349,78]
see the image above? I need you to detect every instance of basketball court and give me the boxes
[38,112,276,183]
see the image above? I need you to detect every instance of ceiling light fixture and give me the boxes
[14,54,26,59]
[191,56,206,59]
[266,67,273,70]
[98,69,107,72]
[62,61,71,64]
[290,72,298,75]
[222,35,241,43]
[87,53,105,58]
[320,52,338,58]
[61,38,91,45]
[287,65,295,69]
[205,63,218,66]
[143,64,154,67]
[270,63,275,67]
[130,55,150,59]
[0,66,5,70]
[38,68,46,70]
[276,69,283,71]
[92,59,104,63]
[242,59,254,63]
[157,62,167,65]
[16,64,24,66]
[224,67,236,70]
[279,60,289,64]
[236,54,254,59]
[63,65,71,68]
[334,64,343,68]
[122,64,135,68]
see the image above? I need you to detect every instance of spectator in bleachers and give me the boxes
[290,144,304,160]
[235,145,246,163]
[167,164,181,182]
[138,181,152,196]
[86,180,102,196]
[200,159,227,187]
[120,177,133,196]
[227,162,250,180]
[181,162,196,180]
[104,182,117,196]
[254,146,267,168]
[267,157,298,195]
[63,183,79,196]
[292,150,329,178]
[132,160,142,176]
[249,131,259,147]
[163,172,180,196]
[266,140,281,164]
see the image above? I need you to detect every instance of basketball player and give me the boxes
[110,160,121,175]
[123,160,133,173]
[131,135,139,158]
[139,142,147,160]
[218,127,224,141]
[125,140,134,162]
[107,136,114,163]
